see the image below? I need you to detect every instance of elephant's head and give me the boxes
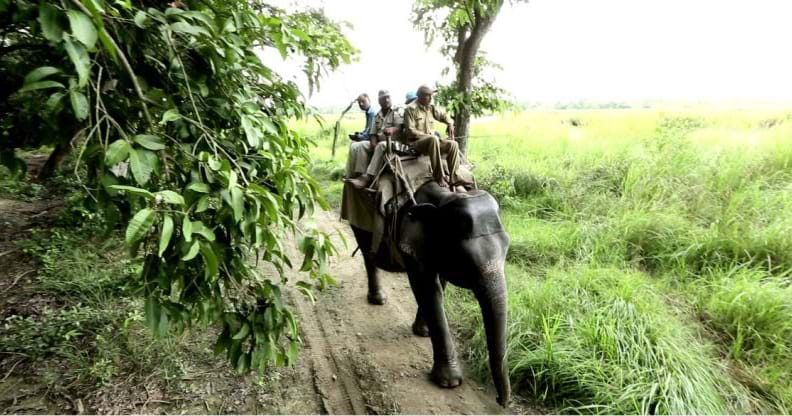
[399,183,511,406]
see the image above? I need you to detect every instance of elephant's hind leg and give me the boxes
[406,269,463,388]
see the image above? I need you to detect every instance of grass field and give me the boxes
[303,106,792,414]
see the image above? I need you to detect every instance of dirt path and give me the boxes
[283,209,518,415]
[0,173,532,413]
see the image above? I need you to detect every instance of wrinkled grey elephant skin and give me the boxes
[349,181,511,407]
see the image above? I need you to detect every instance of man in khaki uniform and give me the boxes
[347,90,404,189]
[403,85,470,191]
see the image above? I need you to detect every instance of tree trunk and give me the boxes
[452,1,503,156]
[36,140,71,181]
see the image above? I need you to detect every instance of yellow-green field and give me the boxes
[303,107,792,414]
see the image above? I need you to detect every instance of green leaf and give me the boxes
[156,190,185,205]
[84,0,105,15]
[38,3,64,42]
[187,182,210,193]
[230,187,244,222]
[145,295,161,332]
[199,242,219,278]
[105,140,130,166]
[286,340,299,366]
[191,221,215,241]
[241,116,259,148]
[160,109,181,124]
[170,21,210,37]
[63,38,90,87]
[69,90,89,120]
[67,10,98,49]
[133,134,166,151]
[133,10,148,28]
[125,208,155,245]
[195,195,210,212]
[18,81,65,93]
[107,184,154,199]
[97,28,118,63]
[261,116,278,135]
[45,92,65,112]
[235,352,250,374]
[182,217,193,242]
[182,240,200,261]
[232,322,250,340]
[129,148,154,185]
[24,66,60,85]
[159,215,174,257]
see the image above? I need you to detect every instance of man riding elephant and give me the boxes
[346,89,405,190]
[345,93,378,179]
[403,85,473,193]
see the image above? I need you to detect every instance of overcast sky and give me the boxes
[267,0,792,107]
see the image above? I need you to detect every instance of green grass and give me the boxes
[1,191,190,394]
[305,107,792,413]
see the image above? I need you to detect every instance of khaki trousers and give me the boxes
[411,136,461,184]
[346,141,372,178]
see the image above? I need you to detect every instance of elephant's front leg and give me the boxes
[407,269,463,388]
[362,251,386,305]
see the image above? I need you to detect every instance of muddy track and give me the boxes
[285,210,510,415]
[1,174,529,414]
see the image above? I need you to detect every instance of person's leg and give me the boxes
[366,141,388,177]
[348,142,387,189]
[346,141,372,178]
[412,136,447,185]
[440,140,473,192]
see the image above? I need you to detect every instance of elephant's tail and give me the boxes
[474,269,511,407]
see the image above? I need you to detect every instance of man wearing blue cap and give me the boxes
[405,91,417,105]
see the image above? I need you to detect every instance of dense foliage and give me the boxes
[0,0,357,372]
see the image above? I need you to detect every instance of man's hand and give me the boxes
[369,136,379,150]
[383,127,397,137]
[447,126,456,140]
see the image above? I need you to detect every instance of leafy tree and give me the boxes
[0,0,357,372]
[412,0,524,155]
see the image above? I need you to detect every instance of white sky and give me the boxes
[267,0,792,107]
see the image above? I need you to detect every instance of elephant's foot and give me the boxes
[431,359,464,388]
[367,289,387,305]
[411,316,430,337]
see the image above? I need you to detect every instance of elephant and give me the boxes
[349,181,511,407]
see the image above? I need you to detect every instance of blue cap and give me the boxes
[405,91,417,104]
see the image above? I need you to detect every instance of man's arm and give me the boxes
[432,106,455,139]
[359,109,377,140]
[403,106,433,142]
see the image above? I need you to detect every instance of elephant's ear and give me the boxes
[399,203,438,263]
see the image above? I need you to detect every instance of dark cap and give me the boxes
[416,85,434,96]
[378,89,390,99]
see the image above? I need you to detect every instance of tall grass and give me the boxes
[306,107,792,413]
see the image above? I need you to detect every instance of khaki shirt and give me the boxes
[403,101,454,143]
[374,106,404,142]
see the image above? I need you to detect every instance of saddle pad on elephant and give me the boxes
[340,155,474,253]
